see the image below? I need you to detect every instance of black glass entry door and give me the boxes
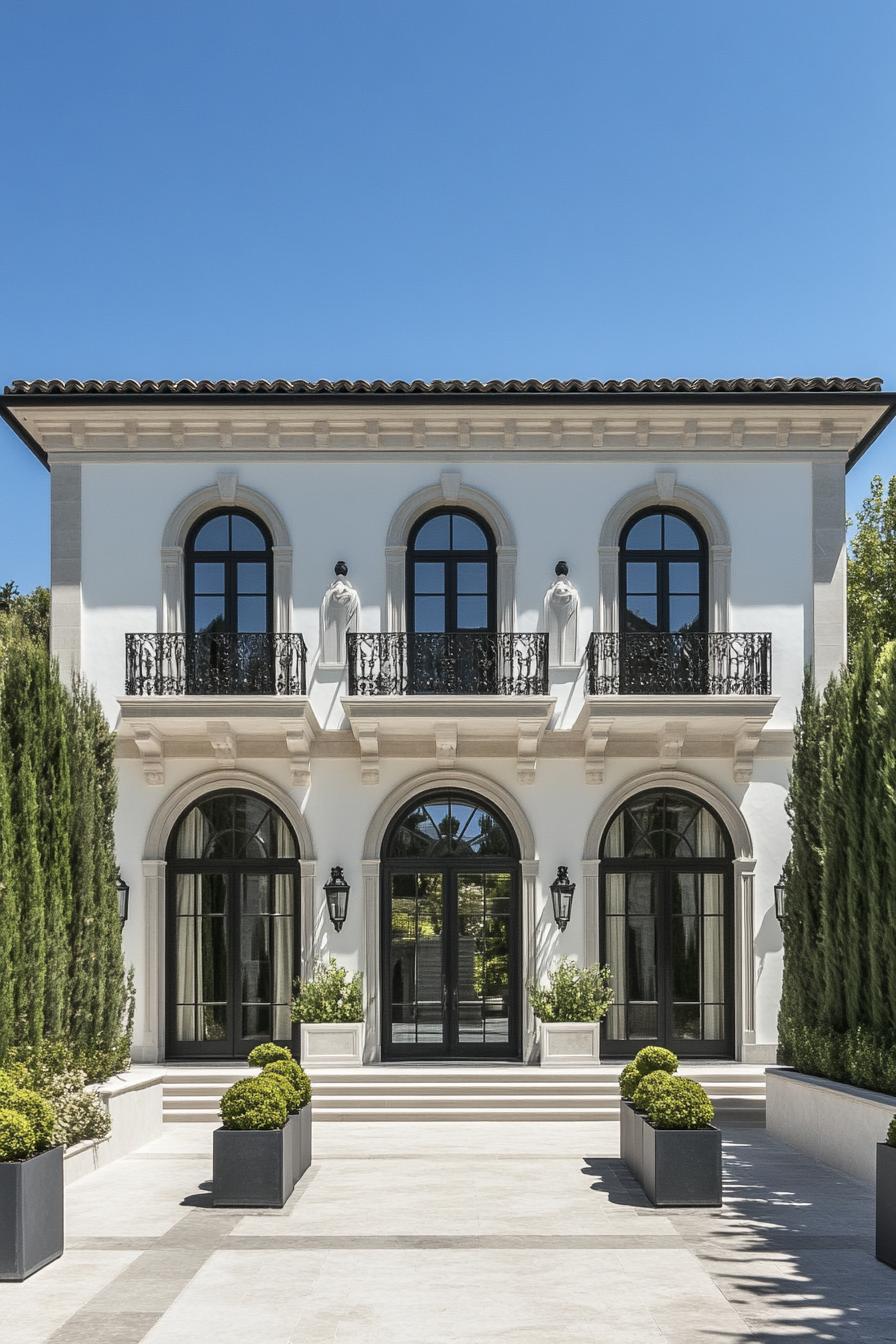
[600,865,732,1058]
[383,865,520,1058]
[599,788,734,1059]
[166,790,299,1060]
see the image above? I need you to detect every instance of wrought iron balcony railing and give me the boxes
[125,633,307,696]
[586,632,771,696]
[347,632,549,696]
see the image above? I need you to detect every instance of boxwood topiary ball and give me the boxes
[631,1069,674,1113]
[247,1043,293,1068]
[263,1059,312,1109]
[0,1107,37,1161]
[263,1072,302,1115]
[645,1076,715,1130]
[633,1046,679,1077]
[220,1077,287,1131]
[618,1062,642,1100]
[6,1087,55,1151]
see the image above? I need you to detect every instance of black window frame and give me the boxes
[406,507,497,635]
[185,507,274,639]
[619,507,708,636]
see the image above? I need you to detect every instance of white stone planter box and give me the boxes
[766,1068,895,1185]
[301,1022,364,1067]
[64,1066,165,1185]
[539,1021,600,1067]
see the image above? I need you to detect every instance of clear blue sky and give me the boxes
[2,0,895,592]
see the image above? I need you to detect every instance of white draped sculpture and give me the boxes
[320,561,360,668]
[544,561,579,668]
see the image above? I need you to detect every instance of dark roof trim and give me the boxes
[847,398,896,471]
[0,402,48,468]
[2,375,886,397]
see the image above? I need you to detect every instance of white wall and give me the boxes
[81,455,812,730]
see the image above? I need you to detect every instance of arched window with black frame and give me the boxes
[619,507,708,693]
[185,508,274,693]
[406,508,497,693]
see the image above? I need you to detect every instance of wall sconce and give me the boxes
[774,875,787,924]
[324,866,351,932]
[116,873,130,926]
[550,866,575,932]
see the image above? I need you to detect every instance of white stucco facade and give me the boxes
[7,380,889,1071]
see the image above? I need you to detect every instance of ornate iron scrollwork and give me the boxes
[586,632,771,696]
[347,632,548,696]
[125,633,307,696]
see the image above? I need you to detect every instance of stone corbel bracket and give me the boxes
[517,718,547,784]
[657,721,686,767]
[733,719,766,782]
[283,718,313,789]
[434,722,457,769]
[207,721,236,767]
[132,722,164,786]
[354,721,380,785]
[584,718,613,784]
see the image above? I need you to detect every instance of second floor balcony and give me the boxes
[586,631,772,696]
[125,632,308,696]
[347,632,549,696]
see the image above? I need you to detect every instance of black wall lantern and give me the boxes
[116,873,130,926]
[774,875,787,924]
[550,866,576,932]
[324,866,350,932]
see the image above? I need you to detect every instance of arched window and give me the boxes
[166,789,299,1059]
[186,508,273,637]
[184,509,274,693]
[381,791,520,1060]
[407,508,495,634]
[618,508,708,692]
[599,788,733,1058]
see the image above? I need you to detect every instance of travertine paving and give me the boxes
[2,1121,894,1343]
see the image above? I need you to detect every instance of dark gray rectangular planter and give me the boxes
[876,1143,896,1268]
[619,1100,642,1183]
[640,1122,722,1207]
[213,1125,293,1207]
[286,1105,312,1184]
[0,1145,64,1281]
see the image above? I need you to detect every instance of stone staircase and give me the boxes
[161,1063,767,1125]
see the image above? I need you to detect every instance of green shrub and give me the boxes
[528,957,613,1023]
[644,1075,715,1130]
[247,1042,293,1068]
[263,1059,311,1109]
[631,1070,674,1113]
[262,1072,300,1115]
[619,1062,641,1100]
[0,1107,36,1161]
[6,1087,54,1151]
[293,958,364,1024]
[2,1044,110,1147]
[220,1077,287,1131]
[633,1046,678,1077]
[887,1115,896,1147]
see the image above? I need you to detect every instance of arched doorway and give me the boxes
[600,788,734,1058]
[406,507,497,693]
[381,790,521,1060]
[166,789,300,1059]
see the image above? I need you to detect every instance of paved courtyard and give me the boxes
[3,1121,895,1343]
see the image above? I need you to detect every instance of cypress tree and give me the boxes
[839,640,874,1031]
[818,673,850,1038]
[40,660,73,1037]
[0,659,17,1058]
[67,680,100,1050]
[778,668,826,1059]
[874,642,896,1041]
